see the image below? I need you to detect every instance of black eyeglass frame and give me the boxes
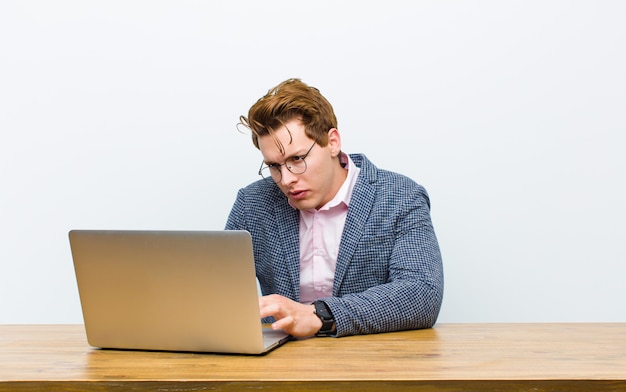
[258,140,317,182]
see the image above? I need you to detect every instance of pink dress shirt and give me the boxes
[296,153,361,304]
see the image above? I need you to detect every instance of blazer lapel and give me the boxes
[333,177,376,295]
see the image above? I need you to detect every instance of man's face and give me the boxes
[257,120,345,211]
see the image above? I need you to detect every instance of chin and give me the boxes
[291,199,318,211]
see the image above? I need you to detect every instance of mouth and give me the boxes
[288,189,308,201]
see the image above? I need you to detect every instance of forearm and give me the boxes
[323,277,443,337]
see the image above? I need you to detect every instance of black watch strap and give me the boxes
[313,300,335,336]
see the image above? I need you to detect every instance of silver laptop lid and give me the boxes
[69,230,288,355]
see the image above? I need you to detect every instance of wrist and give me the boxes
[313,300,336,336]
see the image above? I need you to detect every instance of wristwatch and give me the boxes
[313,300,336,336]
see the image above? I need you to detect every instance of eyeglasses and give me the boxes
[258,140,317,182]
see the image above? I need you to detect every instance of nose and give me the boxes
[279,165,297,186]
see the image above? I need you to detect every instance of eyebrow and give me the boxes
[264,145,308,166]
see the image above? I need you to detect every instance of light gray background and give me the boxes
[1,1,625,324]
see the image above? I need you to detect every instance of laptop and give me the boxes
[69,229,291,355]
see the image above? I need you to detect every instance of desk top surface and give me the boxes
[1,323,625,383]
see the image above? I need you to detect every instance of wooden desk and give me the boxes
[1,323,625,391]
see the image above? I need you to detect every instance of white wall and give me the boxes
[1,1,625,324]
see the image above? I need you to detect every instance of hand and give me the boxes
[259,294,322,338]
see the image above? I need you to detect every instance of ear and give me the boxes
[327,128,342,157]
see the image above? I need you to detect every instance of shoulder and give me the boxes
[227,178,296,232]
[350,153,430,204]
[236,178,286,203]
[229,179,289,224]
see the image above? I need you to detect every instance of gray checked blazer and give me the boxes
[225,153,444,337]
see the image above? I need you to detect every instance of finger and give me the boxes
[271,315,294,332]
[259,294,283,309]
[259,302,281,320]
[258,295,270,307]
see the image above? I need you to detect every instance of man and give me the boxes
[226,78,443,338]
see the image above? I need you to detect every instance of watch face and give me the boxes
[314,301,332,320]
[314,301,336,336]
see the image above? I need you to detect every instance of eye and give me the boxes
[291,155,304,162]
